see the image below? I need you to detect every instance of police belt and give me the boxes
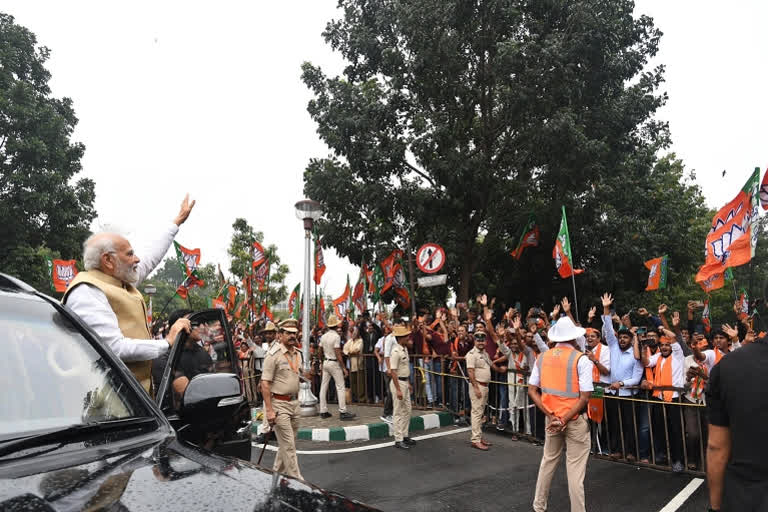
[398,377,410,381]
[272,393,297,401]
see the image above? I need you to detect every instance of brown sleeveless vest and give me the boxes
[63,269,154,393]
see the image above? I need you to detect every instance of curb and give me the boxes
[251,409,454,442]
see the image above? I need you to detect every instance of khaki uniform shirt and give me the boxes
[262,344,301,395]
[389,343,410,378]
[319,330,341,361]
[466,346,492,383]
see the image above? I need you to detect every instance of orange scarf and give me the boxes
[691,360,708,401]
[652,355,674,402]
[512,351,525,384]
[644,347,654,382]
[715,347,724,364]
[591,344,602,382]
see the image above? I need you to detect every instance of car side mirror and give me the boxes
[180,373,243,415]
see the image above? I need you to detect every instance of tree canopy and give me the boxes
[301,0,718,312]
[0,13,95,291]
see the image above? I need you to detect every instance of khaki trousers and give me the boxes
[469,384,489,443]
[533,414,590,512]
[272,399,303,480]
[390,379,411,442]
[320,360,347,414]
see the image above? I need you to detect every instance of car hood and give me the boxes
[0,436,376,511]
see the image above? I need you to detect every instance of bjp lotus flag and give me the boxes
[46,258,78,292]
[260,302,274,322]
[209,297,226,310]
[510,214,540,259]
[553,206,583,278]
[760,167,768,210]
[314,232,326,285]
[254,260,269,291]
[318,296,327,328]
[288,283,301,320]
[644,255,669,291]
[252,241,267,268]
[173,241,205,289]
[698,270,724,293]
[333,277,351,319]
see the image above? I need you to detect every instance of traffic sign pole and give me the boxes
[406,241,417,319]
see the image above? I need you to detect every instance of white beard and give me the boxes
[114,260,139,287]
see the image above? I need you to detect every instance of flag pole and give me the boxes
[406,242,418,320]
[570,271,579,324]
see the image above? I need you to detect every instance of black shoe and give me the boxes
[404,437,417,446]
[394,441,411,450]
[340,412,357,421]
[319,412,332,419]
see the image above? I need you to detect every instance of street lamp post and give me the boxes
[295,199,323,417]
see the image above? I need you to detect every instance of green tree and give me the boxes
[141,257,219,321]
[227,218,289,308]
[302,0,669,303]
[0,13,96,287]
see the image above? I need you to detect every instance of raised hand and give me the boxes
[588,306,596,321]
[551,304,561,319]
[672,311,681,328]
[601,293,613,308]
[721,323,738,339]
[561,297,571,313]
[479,294,488,307]
[658,303,668,315]
[173,193,196,226]
[511,316,522,330]
[637,307,649,317]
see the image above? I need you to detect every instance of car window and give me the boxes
[161,310,237,410]
[0,297,150,439]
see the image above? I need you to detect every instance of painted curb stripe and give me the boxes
[259,410,453,442]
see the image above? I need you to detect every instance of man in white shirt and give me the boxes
[63,195,196,394]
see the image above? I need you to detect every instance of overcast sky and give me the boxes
[4,1,767,299]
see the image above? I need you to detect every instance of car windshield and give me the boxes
[0,294,151,440]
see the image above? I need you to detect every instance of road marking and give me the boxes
[658,478,704,512]
[253,427,471,455]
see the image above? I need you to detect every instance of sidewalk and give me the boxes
[251,404,453,442]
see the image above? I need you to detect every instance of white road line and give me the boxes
[252,427,472,455]
[658,478,704,512]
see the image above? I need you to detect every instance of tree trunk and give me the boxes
[456,241,477,304]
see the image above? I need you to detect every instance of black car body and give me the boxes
[0,274,377,511]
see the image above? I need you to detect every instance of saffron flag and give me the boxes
[288,283,301,320]
[209,297,226,310]
[363,263,373,294]
[260,302,274,322]
[738,289,749,320]
[380,249,403,294]
[352,271,367,314]
[333,277,351,319]
[392,255,412,310]
[553,206,583,278]
[695,168,760,287]
[702,299,711,334]
[698,270,724,293]
[234,299,244,319]
[252,241,267,268]
[46,258,78,293]
[510,214,540,259]
[318,296,326,328]
[225,285,236,311]
[314,233,326,285]
[644,255,669,291]
[254,260,269,291]
[173,241,205,302]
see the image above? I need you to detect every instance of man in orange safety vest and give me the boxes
[528,316,594,512]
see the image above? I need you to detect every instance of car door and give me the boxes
[155,308,252,461]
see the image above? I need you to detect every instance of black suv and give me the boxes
[0,274,376,511]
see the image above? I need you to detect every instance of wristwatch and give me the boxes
[619,381,625,387]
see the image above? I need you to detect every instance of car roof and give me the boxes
[0,273,54,304]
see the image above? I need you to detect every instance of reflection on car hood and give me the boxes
[0,437,377,511]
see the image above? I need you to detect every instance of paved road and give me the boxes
[254,427,710,511]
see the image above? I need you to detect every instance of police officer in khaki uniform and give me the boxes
[260,318,312,479]
[466,331,506,450]
[262,321,278,350]
[389,325,417,450]
[254,320,281,443]
[318,315,356,420]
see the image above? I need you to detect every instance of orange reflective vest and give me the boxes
[652,355,674,402]
[538,345,583,421]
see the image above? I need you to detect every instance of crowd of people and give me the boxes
[206,291,758,472]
